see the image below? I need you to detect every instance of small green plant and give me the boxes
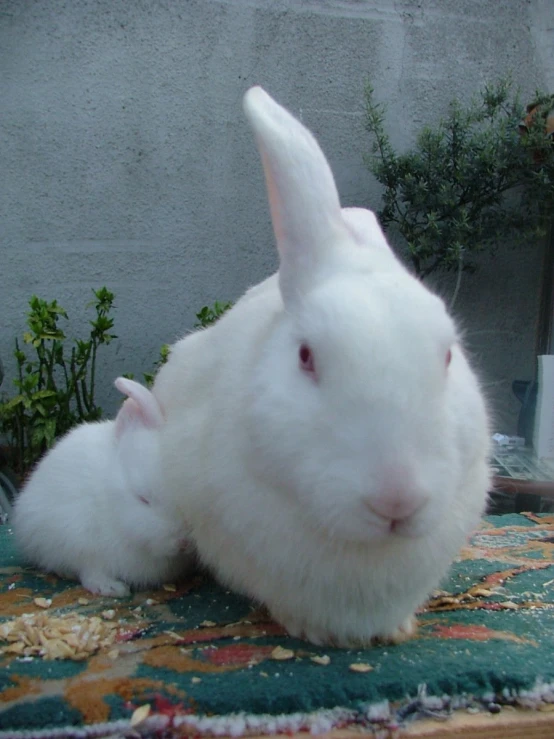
[0,295,233,478]
[143,343,170,388]
[195,301,233,328]
[133,302,233,389]
[143,302,232,385]
[364,78,554,288]
[0,288,116,476]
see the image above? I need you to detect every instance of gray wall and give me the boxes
[1,0,552,431]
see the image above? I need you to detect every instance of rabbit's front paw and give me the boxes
[276,613,351,648]
[373,615,418,645]
[276,611,417,648]
[80,570,131,598]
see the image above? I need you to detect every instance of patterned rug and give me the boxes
[1,513,554,737]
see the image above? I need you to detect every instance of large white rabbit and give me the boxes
[13,378,195,597]
[154,87,490,646]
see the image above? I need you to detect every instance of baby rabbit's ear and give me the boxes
[114,377,164,437]
[243,86,352,306]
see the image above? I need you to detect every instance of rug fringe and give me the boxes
[1,679,554,739]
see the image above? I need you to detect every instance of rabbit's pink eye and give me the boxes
[299,343,315,375]
[445,349,452,368]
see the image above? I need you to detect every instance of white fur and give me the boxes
[12,378,194,597]
[153,87,490,646]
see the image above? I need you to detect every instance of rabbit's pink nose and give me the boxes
[365,490,428,523]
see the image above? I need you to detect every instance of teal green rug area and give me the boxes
[0,513,553,737]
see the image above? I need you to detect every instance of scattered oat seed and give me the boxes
[349,663,373,673]
[191,676,202,684]
[77,598,89,606]
[271,646,295,661]
[101,610,115,620]
[4,642,25,654]
[107,649,119,660]
[0,612,119,661]
[163,583,177,592]
[34,598,52,609]
[200,620,216,628]
[311,655,331,666]
[130,704,151,727]
[145,599,157,606]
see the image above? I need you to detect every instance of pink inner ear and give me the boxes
[115,398,142,439]
[261,149,286,252]
[114,377,164,429]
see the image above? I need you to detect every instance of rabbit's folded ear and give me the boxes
[114,377,164,436]
[243,86,352,305]
[341,207,393,255]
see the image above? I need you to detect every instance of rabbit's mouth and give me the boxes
[327,509,428,543]
[387,516,427,539]
[357,492,431,540]
[346,497,435,541]
[367,516,425,540]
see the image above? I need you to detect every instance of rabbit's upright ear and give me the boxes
[114,377,164,437]
[243,86,351,306]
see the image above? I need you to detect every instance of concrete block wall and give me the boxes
[1,0,552,429]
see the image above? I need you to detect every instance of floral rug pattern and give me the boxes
[0,513,554,736]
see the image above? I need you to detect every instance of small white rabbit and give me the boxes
[153,87,491,646]
[12,377,194,597]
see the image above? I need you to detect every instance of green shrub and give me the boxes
[364,78,554,285]
[0,288,116,476]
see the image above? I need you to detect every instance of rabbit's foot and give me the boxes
[278,612,417,648]
[277,614,361,648]
[80,570,131,597]
[373,615,418,645]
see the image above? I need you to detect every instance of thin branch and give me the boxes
[449,254,464,309]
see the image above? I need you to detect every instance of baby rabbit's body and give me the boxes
[13,379,193,597]
[154,88,490,646]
